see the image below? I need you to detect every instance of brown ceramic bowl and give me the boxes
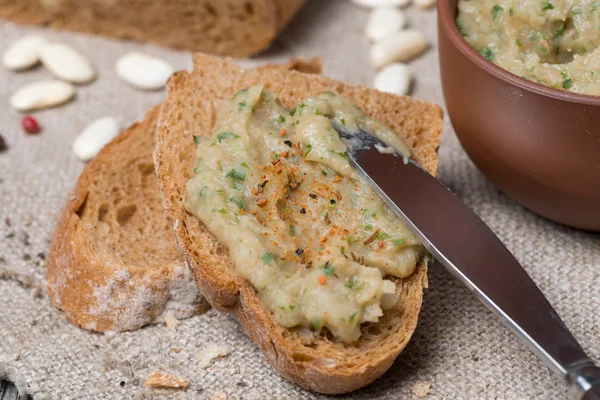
[438,0,600,231]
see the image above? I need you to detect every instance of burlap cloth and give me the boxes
[1,1,598,399]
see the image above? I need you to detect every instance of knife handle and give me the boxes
[572,364,600,400]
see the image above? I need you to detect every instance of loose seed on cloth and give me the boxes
[72,116,119,161]
[40,42,95,84]
[115,52,174,90]
[414,0,437,8]
[0,135,7,152]
[365,7,407,42]
[374,63,412,95]
[370,29,429,68]
[2,35,47,71]
[352,0,411,8]
[10,80,75,111]
[21,116,41,134]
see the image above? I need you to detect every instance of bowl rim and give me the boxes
[438,0,600,107]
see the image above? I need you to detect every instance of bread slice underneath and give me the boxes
[154,54,443,394]
[46,106,210,332]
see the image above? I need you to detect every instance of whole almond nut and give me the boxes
[10,80,75,111]
[40,42,95,84]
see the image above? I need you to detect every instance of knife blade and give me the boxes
[332,124,600,400]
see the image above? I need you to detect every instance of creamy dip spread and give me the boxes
[457,0,600,95]
[186,85,423,342]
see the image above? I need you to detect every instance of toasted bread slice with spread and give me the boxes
[154,54,443,394]
[46,58,322,332]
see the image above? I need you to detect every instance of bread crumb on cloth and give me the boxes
[143,370,189,389]
[198,344,232,368]
[211,392,228,400]
[412,381,431,398]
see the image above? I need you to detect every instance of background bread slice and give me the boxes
[0,0,306,57]
[46,106,210,332]
[154,54,443,394]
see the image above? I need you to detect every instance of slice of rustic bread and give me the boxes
[0,0,306,57]
[154,54,443,394]
[46,106,211,332]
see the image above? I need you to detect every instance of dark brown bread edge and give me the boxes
[154,54,442,393]
[0,0,306,57]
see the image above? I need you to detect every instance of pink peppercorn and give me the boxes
[21,115,40,134]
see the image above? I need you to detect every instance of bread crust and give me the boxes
[154,54,443,393]
[46,107,210,332]
[0,0,306,57]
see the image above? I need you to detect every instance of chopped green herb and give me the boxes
[217,131,240,143]
[215,189,225,195]
[289,225,296,237]
[299,102,305,109]
[344,276,362,290]
[233,88,248,98]
[348,311,358,323]
[365,225,373,231]
[322,91,334,95]
[340,246,345,255]
[340,118,346,126]
[321,263,335,276]
[346,236,354,245]
[289,305,295,311]
[592,1,599,11]
[278,115,286,124]
[218,208,227,214]
[456,20,468,37]
[310,318,322,331]
[542,1,553,10]
[237,101,246,110]
[479,47,493,60]
[509,4,514,15]
[563,77,573,89]
[515,38,523,46]
[240,161,249,169]
[303,143,313,157]
[554,22,566,38]
[230,197,245,210]
[261,252,275,265]
[198,186,208,197]
[193,135,201,148]
[572,4,581,13]
[377,232,390,240]
[491,4,503,21]
[315,108,321,115]
[225,169,245,181]
[290,108,296,116]
[392,239,406,247]
[321,170,328,176]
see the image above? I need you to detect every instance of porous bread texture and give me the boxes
[46,106,210,332]
[154,54,443,394]
[0,0,306,57]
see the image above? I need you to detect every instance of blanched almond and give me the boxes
[352,0,411,8]
[373,63,412,96]
[370,29,429,68]
[365,7,407,42]
[2,35,47,70]
[115,52,173,90]
[10,80,75,111]
[40,42,95,84]
[72,116,119,161]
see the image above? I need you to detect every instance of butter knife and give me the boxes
[332,123,600,400]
